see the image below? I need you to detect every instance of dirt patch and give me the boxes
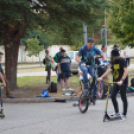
[2,83,82,98]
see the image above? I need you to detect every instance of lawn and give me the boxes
[2,73,134,98]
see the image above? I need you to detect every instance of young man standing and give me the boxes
[57,49,73,91]
[98,49,128,121]
[54,47,64,83]
[0,52,6,88]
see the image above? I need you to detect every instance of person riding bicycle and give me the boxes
[98,49,128,121]
[75,37,106,103]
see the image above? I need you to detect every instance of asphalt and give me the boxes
[0,97,134,134]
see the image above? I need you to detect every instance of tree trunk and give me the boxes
[1,20,25,90]
[5,42,19,90]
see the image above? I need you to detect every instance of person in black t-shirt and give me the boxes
[98,49,128,121]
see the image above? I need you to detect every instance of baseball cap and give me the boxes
[114,44,119,48]
[61,49,66,52]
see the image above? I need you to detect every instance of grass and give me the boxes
[17,76,80,87]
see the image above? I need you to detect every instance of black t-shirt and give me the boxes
[111,57,128,84]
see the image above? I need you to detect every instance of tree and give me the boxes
[108,0,134,47]
[0,0,106,90]
[26,37,44,63]
[21,29,50,50]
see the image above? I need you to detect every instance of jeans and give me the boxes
[126,58,130,66]
[46,65,51,83]
[79,65,97,96]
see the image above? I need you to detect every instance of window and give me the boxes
[75,52,78,57]
[67,52,74,59]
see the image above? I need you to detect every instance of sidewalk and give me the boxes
[17,71,57,77]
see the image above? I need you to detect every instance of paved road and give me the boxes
[0,97,134,134]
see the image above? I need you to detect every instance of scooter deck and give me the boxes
[109,115,121,120]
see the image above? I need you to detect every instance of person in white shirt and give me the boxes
[101,45,107,58]
[124,51,130,66]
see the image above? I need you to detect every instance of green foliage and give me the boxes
[26,37,44,57]
[0,0,107,45]
[108,0,134,47]
[21,29,50,49]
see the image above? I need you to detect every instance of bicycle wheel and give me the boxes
[97,81,105,99]
[78,94,89,113]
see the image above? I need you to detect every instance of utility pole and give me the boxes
[104,9,107,57]
[83,23,87,45]
[83,0,87,46]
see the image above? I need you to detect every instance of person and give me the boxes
[123,51,130,66]
[101,45,107,58]
[114,44,120,50]
[75,37,106,103]
[57,49,73,91]
[0,52,10,97]
[45,50,52,84]
[53,47,64,83]
[98,49,128,121]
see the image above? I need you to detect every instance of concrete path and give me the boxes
[17,71,57,77]
[0,97,134,134]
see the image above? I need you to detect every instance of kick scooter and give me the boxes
[103,82,121,122]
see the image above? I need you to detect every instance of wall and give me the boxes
[0,45,71,63]
[0,44,134,63]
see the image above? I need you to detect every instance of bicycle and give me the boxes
[0,83,5,118]
[78,64,106,113]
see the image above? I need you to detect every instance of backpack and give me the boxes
[48,82,57,92]
[43,58,46,65]
[131,77,134,87]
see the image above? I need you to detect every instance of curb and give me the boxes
[2,93,134,103]
[3,96,79,103]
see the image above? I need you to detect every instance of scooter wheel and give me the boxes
[0,114,5,118]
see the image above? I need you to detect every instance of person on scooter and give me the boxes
[98,49,128,121]
[75,37,106,104]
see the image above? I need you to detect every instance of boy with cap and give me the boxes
[98,49,128,121]
[57,49,73,91]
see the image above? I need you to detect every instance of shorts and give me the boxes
[98,67,106,77]
[60,71,71,78]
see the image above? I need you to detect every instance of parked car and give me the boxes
[52,51,79,75]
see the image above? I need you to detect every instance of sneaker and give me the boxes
[111,112,120,117]
[92,95,96,104]
[62,88,66,91]
[120,114,127,121]
[67,87,73,91]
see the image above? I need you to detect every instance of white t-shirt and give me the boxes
[102,51,107,58]
[124,53,130,58]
